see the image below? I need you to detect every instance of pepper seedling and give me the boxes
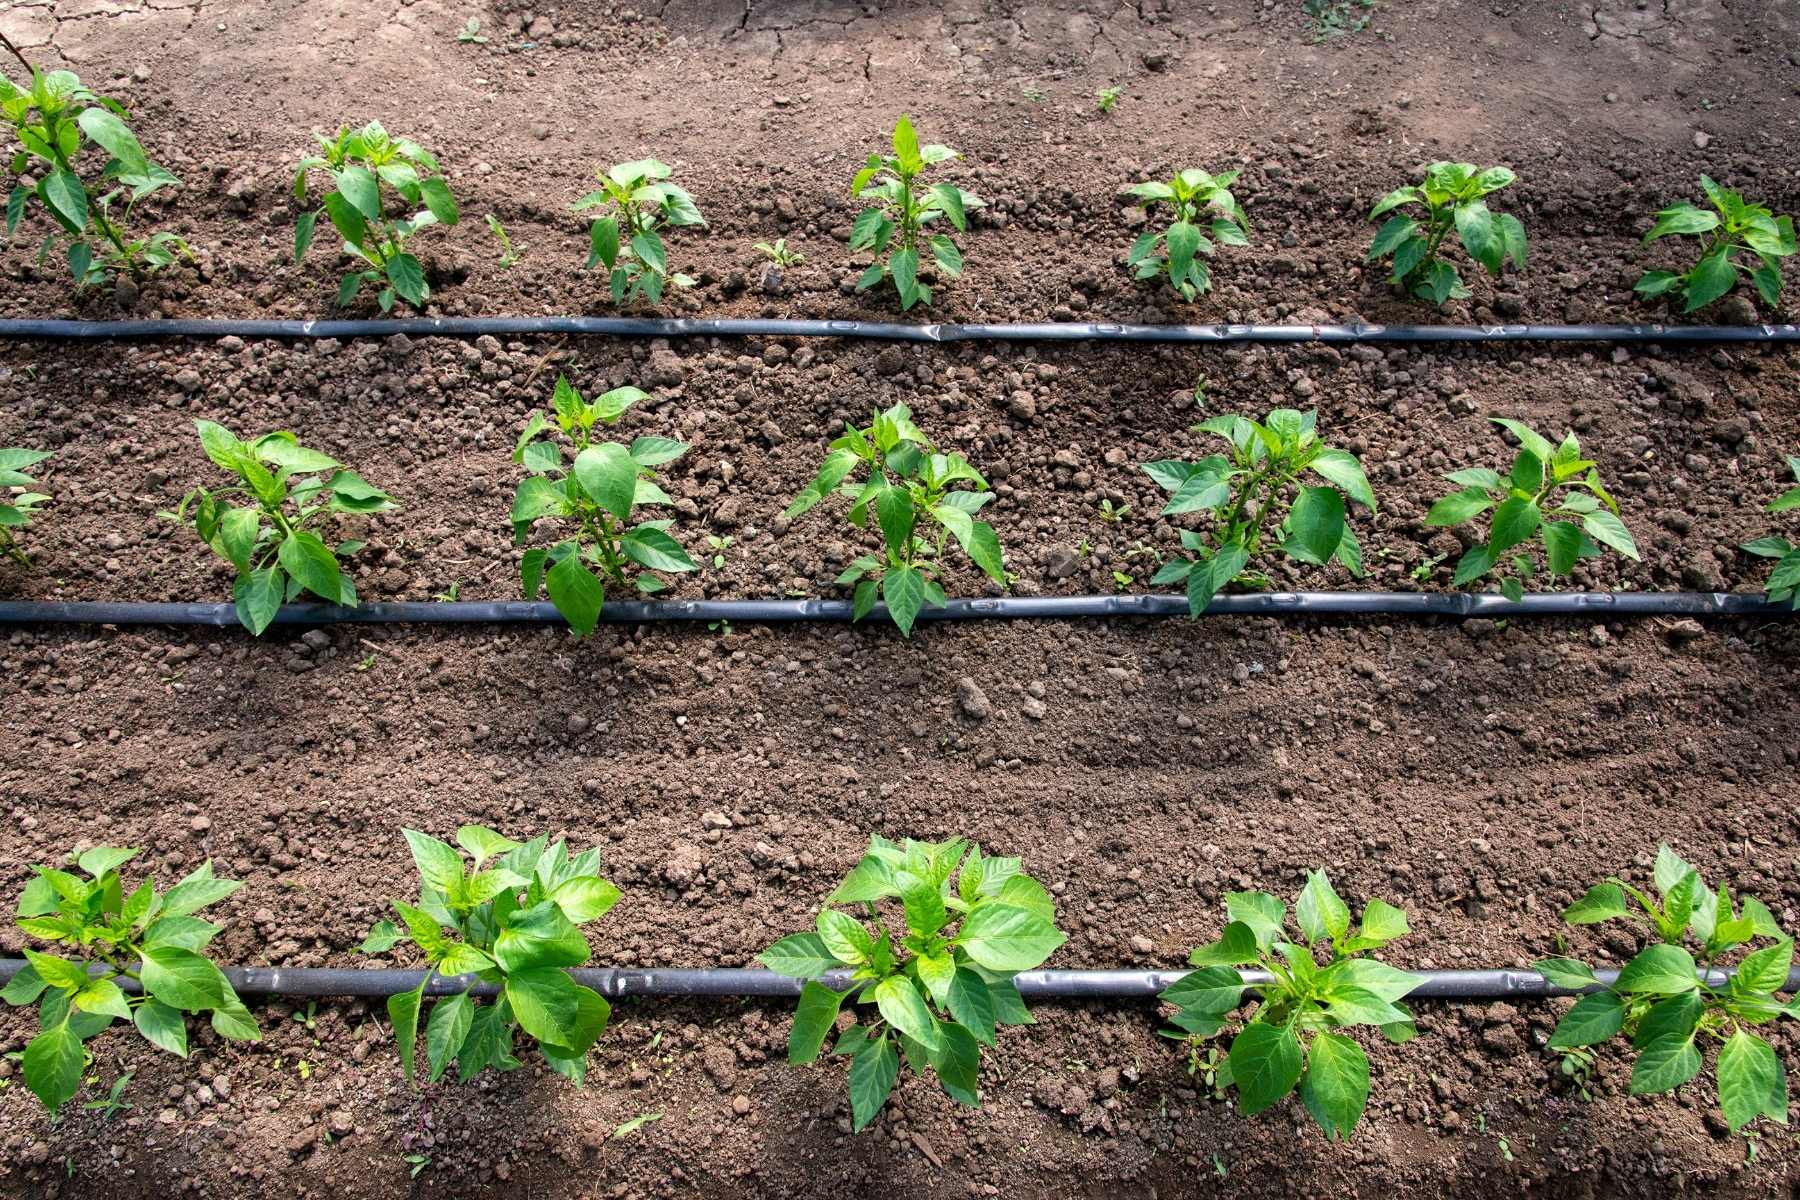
[849,116,984,311]
[760,836,1066,1131]
[160,420,396,635]
[1366,162,1527,305]
[2,848,259,1113]
[1424,418,1638,600]
[1,67,188,285]
[1741,455,1800,609]
[784,402,1006,636]
[1635,177,1795,313]
[1536,845,1797,1133]
[1143,408,1376,615]
[0,447,51,566]
[512,375,697,636]
[292,121,461,310]
[573,158,704,305]
[360,827,621,1086]
[1162,871,1417,1139]
[1122,169,1250,300]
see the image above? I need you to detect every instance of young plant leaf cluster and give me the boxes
[0,447,51,565]
[1635,176,1796,312]
[759,836,1066,1131]
[783,402,1006,636]
[574,158,704,304]
[1741,454,1800,609]
[161,421,395,635]
[293,121,460,310]
[1161,872,1416,1140]
[1536,846,1796,1132]
[360,827,621,1087]
[1424,418,1638,600]
[848,116,983,311]
[1123,169,1250,300]
[512,376,696,636]
[1,68,187,285]
[1142,409,1374,615]
[1,849,258,1114]
[1367,162,1527,305]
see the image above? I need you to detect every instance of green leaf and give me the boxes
[1683,249,1738,312]
[133,998,188,1057]
[1734,939,1794,996]
[23,1022,84,1112]
[547,554,605,638]
[425,990,474,1083]
[277,530,345,605]
[1581,511,1640,560]
[789,982,847,1065]
[493,901,590,972]
[847,1033,899,1132]
[1540,520,1586,576]
[24,950,91,991]
[505,966,581,1048]
[1631,1029,1703,1095]
[874,977,939,1052]
[1225,892,1287,950]
[1534,958,1600,990]
[1309,448,1376,511]
[549,876,620,924]
[1187,921,1263,967]
[1614,944,1699,996]
[1488,497,1541,557]
[1299,1030,1369,1140]
[1489,418,1555,463]
[72,977,132,1021]
[388,976,427,1083]
[931,1021,981,1106]
[1295,870,1351,945]
[946,967,998,1046]
[232,566,285,636]
[0,962,48,1006]
[1564,882,1628,925]
[40,167,87,235]
[760,933,841,980]
[572,443,639,522]
[1229,1022,1303,1116]
[418,176,459,226]
[402,829,464,893]
[1283,487,1346,566]
[139,946,226,1011]
[77,107,150,175]
[882,566,927,637]
[1454,201,1501,274]
[1162,965,1247,1016]
[1718,1030,1788,1132]
[1425,486,1493,527]
[1353,898,1409,946]
[620,526,696,573]
[1367,215,1419,259]
[1548,990,1624,1049]
[334,165,381,220]
[956,904,1066,972]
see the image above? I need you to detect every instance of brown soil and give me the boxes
[1,1,1799,1198]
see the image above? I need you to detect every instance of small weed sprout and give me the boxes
[1536,845,1797,1133]
[1,68,189,285]
[1424,418,1638,600]
[512,376,697,636]
[1124,169,1250,300]
[849,116,984,311]
[1635,176,1795,313]
[457,18,488,44]
[760,836,1066,1131]
[1304,0,1375,41]
[486,214,524,267]
[1367,162,1526,305]
[1162,871,1417,1139]
[293,121,461,310]
[573,159,704,305]
[754,237,805,267]
[784,402,1007,636]
[1740,454,1800,609]
[1096,86,1123,114]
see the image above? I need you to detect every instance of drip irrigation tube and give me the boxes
[0,591,1789,628]
[1,959,1794,1001]
[0,317,1797,345]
